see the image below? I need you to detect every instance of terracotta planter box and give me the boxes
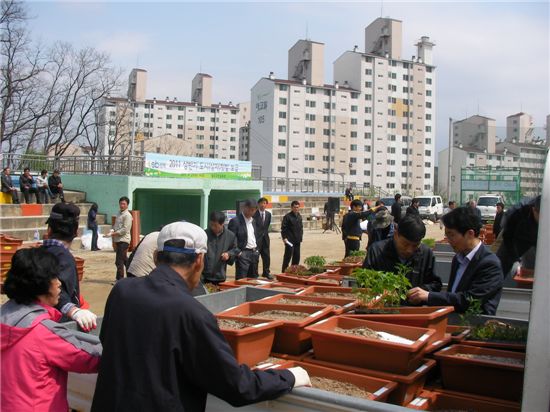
[446,325,471,343]
[235,278,273,286]
[253,357,292,371]
[461,337,526,352]
[258,294,359,315]
[325,262,362,276]
[216,316,282,367]
[512,273,534,289]
[308,274,343,286]
[423,334,452,355]
[218,302,333,355]
[297,286,363,299]
[304,356,436,406]
[305,316,435,374]
[343,306,454,347]
[275,273,311,285]
[256,282,306,293]
[284,361,398,402]
[433,344,525,401]
[218,281,242,290]
[407,389,520,412]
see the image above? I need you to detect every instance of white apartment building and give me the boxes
[238,102,251,160]
[453,115,496,153]
[506,112,533,143]
[102,70,242,160]
[250,18,436,194]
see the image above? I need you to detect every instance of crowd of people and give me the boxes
[1,167,65,204]
[0,190,542,410]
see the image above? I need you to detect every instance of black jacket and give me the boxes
[281,212,303,244]
[391,202,402,224]
[87,208,97,230]
[228,213,260,250]
[253,209,271,249]
[1,173,14,193]
[42,243,80,316]
[91,265,295,411]
[406,205,419,216]
[428,244,503,315]
[493,210,504,238]
[203,227,239,283]
[341,210,374,239]
[48,175,62,193]
[363,238,442,293]
[19,174,34,190]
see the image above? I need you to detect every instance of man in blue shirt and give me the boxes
[407,207,503,315]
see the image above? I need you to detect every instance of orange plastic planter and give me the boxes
[446,325,471,343]
[407,389,520,411]
[433,344,525,401]
[218,302,333,355]
[256,282,306,293]
[216,316,282,367]
[303,357,436,406]
[305,316,434,374]
[258,294,359,315]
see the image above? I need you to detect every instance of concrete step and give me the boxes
[1,224,112,241]
[0,214,106,230]
[11,190,86,205]
[0,202,96,217]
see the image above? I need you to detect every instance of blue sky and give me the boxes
[27,1,549,154]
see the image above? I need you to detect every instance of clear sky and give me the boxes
[26,1,549,154]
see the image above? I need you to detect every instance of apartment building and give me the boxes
[102,70,242,160]
[506,112,533,143]
[250,17,436,194]
[238,102,251,160]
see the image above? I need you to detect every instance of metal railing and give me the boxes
[260,177,389,197]
[1,153,144,175]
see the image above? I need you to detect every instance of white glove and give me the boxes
[72,309,98,332]
[288,367,311,388]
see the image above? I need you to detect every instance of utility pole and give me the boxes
[129,99,136,175]
[447,117,453,201]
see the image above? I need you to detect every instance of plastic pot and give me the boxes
[406,389,520,411]
[308,274,343,286]
[433,344,525,401]
[461,337,526,352]
[275,273,312,285]
[218,302,333,355]
[216,316,282,367]
[423,334,452,355]
[256,282,306,293]
[325,262,362,276]
[217,281,242,290]
[284,361,398,403]
[305,316,435,374]
[297,286,365,299]
[343,306,454,346]
[303,356,436,406]
[446,325,471,343]
[258,294,359,315]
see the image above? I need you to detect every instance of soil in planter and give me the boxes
[354,308,400,314]
[271,287,301,292]
[217,319,254,330]
[335,327,413,345]
[316,278,340,285]
[248,310,310,321]
[310,376,373,400]
[309,292,355,298]
[278,298,336,308]
[467,320,528,344]
[453,353,525,366]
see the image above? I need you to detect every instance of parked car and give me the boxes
[476,194,504,221]
[379,196,412,219]
[415,195,444,222]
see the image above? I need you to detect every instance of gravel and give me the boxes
[217,319,253,330]
[310,376,373,399]
[278,298,333,307]
[248,310,310,321]
[335,326,380,339]
[453,353,525,366]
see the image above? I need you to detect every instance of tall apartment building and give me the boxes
[438,113,548,200]
[102,69,242,159]
[250,18,436,194]
[238,102,251,160]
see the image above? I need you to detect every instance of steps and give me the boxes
[0,191,109,242]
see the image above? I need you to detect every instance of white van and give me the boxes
[415,195,444,221]
[477,194,504,221]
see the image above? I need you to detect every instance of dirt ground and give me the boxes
[76,223,445,315]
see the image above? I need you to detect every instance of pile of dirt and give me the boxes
[310,376,373,399]
[217,319,253,330]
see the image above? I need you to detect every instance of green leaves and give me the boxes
[304,255,327,270]
[353,266,412,308]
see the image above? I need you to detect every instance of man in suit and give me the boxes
[407,207,503,315]
[228,199,260,280]
[254,197,273,280]
[1,167,19,203]
[390,193,402,225]
[281,201,303,272]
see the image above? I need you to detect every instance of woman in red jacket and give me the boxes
[1,248,101,411]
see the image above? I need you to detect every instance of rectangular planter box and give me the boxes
[407,389,520,412]
[460,337,526,352]
[308,274,343,286]
[196,286,282,314]
[297,286,362,299]
[284,361,398,403]
[217,281,242,290]
[216,316,282,367]
[446,325,471,343]
[423,334,452,355]
[276,273,341,286]
[325,262,362,276]
[235,278,274,286]
[433,344,525,401]
[258,294,359,315]
[343,306,454,347]
[303,357,436,406]
[256,282,305,293]
[218,302,333,355]
[305,316,435,374]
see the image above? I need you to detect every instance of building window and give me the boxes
[305,141,315,148]
[426,78,432,85]
[279,84,288,91]
[166,124,172,129]
[305,127,316,134]
[364,145,371,151]
[277,166,285,172]
[279,97,287,105]
[278,139,286,146]
[425,150,432,156]
[278,125,287,132]
[364,170,371,176]
[365,107,372,114]
[306,100,316,108]
[364,158,371,164]
[351,105,358,112]
[387,147,395,154]
[365,132,372,139]
[305,113,316,121]
[351,131,357,137]
[350,144,357,151]
[365,94,372,100]
[279,111,287,119]
[365,119,372,126]
[365,68,372,75]
[426,102,432,108]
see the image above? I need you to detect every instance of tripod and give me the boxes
[323,212,341,234]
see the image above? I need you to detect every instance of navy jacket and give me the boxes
[228,213,260,250]
[341,210,374,240]
[281,212,303,244]
[391,202,402,224]
[91,265,295,411]
[363,238,442,293]
[428,244,503,315]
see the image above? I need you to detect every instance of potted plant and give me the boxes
[305,316,435,375]
[218,301,333,355]
[282,361,398,403]
[433,344,525,401]
[216,317,283,367]
[304,255,327,274]
[406,388,520,411]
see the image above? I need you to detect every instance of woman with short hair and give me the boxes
[1,248,101,411]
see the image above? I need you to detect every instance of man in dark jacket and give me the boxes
[341,199,381,257]
[203,211,239,284]
[364,215,442,299]
[254,197,273,279]
[496,196,540,276]
[48,169,65,202]
[391,193,402,224]
[91,222,310,412]
[406,198,420,216]
[228,199,260,279]
[492,202,504,238]
[19,168,40,204]
[1,167,19,203]
[42,203,98,330]
[281,201,303,271]
[408,207,503,315]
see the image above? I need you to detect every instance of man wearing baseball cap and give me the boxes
[92,221,310,411]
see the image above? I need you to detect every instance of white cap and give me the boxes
[157,222,207,254]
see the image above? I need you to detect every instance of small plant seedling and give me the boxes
[421,238,436,249]
[284,264,312,277]
[353,266,412,308]
[349,250,366,257]
[304,255,327,271]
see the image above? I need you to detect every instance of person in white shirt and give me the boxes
[37,169,52,204]
[228,199,260,279]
